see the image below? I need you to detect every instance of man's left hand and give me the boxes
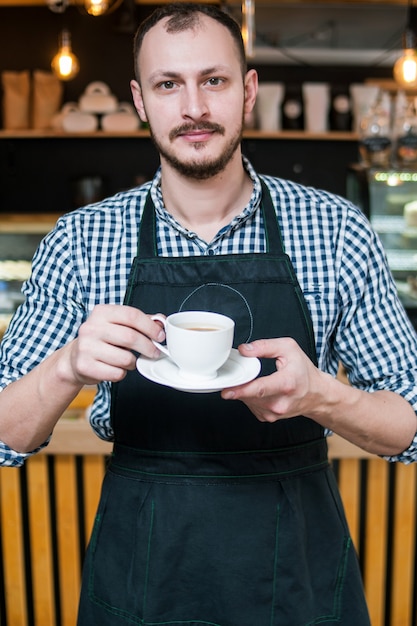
[221,337,323,423]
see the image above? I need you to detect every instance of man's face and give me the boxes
[131,15,256,180]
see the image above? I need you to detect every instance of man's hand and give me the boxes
[221,337,417,457]
[66,304,166,386]
[221,337,322,423]
[0,304,167,453]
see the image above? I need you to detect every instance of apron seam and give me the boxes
[112,439,326,457]
[108,459,330,481]
[142,500,155,620]
[304,536,352,625]
[270,504,280,626]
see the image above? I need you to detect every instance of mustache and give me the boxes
[169,122,225,141]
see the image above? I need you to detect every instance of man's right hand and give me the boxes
[0,304,165,454]
[66,304,166,386]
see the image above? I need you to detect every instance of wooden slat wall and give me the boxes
[26,456,55,626]
[54,456,81,626]
[391,462,417,626]
[0,455,108,626]
[364,459,390,626]
[0,466,28,625]
[1,454,416,626]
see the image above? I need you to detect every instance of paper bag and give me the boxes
[1,70,30,129]
[32,70,63,129]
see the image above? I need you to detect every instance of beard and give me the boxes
[148,118,244,181]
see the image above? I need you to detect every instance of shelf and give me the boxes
[0,213,62,232]
[0,129,152,139]
[244,130,358,141]
[0,129,359,141]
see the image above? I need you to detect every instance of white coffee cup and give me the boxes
[302,82,330,133]
[349,83,379,133]
[256,82,285,131]
[151,311,235,381]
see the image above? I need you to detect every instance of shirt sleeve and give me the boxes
[0,435,51,467]
[0,217,87,466]
[334,204,417,463]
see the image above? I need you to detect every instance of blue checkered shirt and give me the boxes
[2,157,417,466]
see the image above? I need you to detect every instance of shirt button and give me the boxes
[207,248,215,256]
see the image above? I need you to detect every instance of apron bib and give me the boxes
[77,183,370,626]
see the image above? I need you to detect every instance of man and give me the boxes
[1,3,417,624]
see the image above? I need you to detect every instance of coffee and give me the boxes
[177,324,222,332]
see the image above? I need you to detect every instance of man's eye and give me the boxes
[160,81,175,90]
[207,77,223,86]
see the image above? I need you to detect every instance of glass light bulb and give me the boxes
[394,49,417,87]
[85,0,109,17]
[51,30,79,81]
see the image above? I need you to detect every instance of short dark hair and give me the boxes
[133,2,247,83]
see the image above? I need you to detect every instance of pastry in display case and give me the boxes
[347,165,417,327]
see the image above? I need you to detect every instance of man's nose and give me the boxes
[181,85,209,120]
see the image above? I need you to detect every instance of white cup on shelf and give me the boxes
[349,83,380,133]
[302,82,330,133]
[256,82,285,131]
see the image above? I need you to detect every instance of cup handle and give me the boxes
[150,314,170,356]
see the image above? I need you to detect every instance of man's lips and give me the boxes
[181,129,214,142]
[169,123,225,142]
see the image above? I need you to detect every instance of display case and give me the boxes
[0,214,60,338]
[347,165,417,327]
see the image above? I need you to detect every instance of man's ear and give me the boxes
[130,79,148,124]
[244,69,258,117]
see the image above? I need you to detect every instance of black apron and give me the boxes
[77,183,370,626]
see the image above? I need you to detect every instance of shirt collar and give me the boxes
[149,156,263,240]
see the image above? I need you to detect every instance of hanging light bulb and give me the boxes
[51,29,80,81]
[394,30,417,87]
[84,0,109,17]
[241,0,255,59]
[46,0,123,18]
[394,2,417,88]
[83,0,123,17]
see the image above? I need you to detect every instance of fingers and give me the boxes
[238,337,297,360]
[221,371,277,402]
[69,342,138,385]
[221,369,301,425]
[221,337,309,420]
[83,305,165,356]
[69,305,167,385]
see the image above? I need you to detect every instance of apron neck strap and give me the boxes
[138,191,158,258]
[259,179,284,255]
[137,178,284,258]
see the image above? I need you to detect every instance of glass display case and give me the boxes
[0,214,60,338]
[347,165,417,327]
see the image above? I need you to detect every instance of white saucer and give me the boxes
[136,348,261,393]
